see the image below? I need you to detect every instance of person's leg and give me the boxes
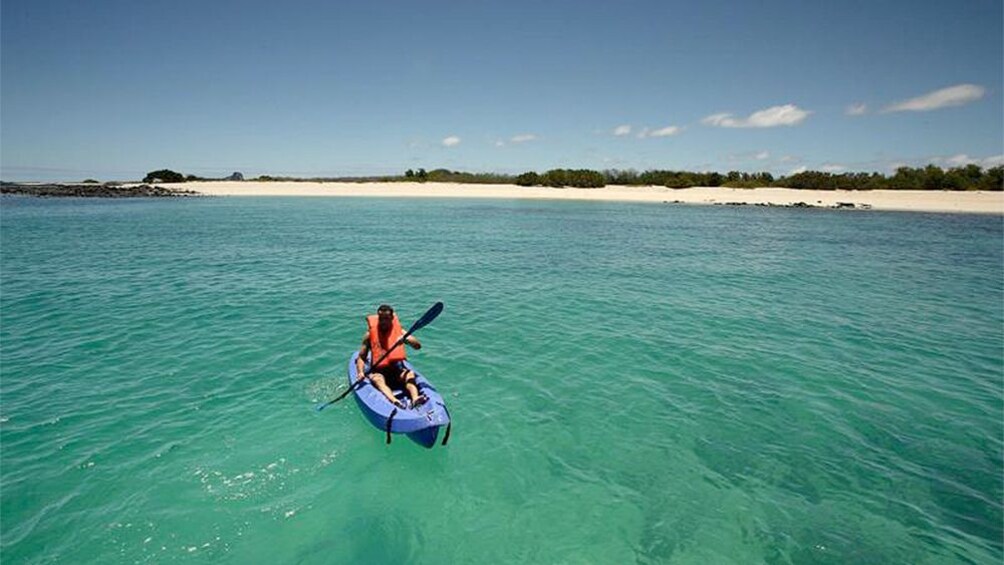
[402,369,427,406]
[368,373,404,408]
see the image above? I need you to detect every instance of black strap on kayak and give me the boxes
[386,407,398,445]
[437,402,452,447]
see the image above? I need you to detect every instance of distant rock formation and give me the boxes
[708,200,869,210]
[226,172,244,181]
[0,182,200,198]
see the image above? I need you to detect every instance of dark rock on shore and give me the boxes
[718,200,871,211]
[0,182,200,198]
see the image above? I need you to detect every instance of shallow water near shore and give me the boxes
[1,196,1001,564]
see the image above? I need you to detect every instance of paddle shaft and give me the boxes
[359,331,413,380]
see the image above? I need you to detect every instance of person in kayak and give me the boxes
[356,304,428,409]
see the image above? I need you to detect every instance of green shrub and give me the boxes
[143,169,185,183]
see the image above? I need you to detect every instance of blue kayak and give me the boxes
[347,351,451,448]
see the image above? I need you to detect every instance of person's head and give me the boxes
[376,304,394,330]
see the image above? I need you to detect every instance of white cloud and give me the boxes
[845,103,868,116]
[496,134,538,147]
[821,164,846,173]
[788,166,808,175]
[946,154,975,167]
[726,150,771,163]
[778,155,799,163]
[701,113,733,127]
[635,125,683,139]
[648,125,681,137]
[441,136,461,147]
[981,154,1004,168]
[613,125,632,136]
[884,84,985,112]
[935,154,1004,169]
[701,104,811,128]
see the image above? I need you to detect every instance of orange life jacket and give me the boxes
[366,314,407,367]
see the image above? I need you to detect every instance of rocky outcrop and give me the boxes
[708,200,871,210]
[0,182,200,198]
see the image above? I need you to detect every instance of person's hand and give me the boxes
[356,368,367,381]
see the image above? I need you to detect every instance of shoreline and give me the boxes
[168,181,1004,214]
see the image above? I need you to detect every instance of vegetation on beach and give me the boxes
[143,169,186,183]
[516,169,607,188]
[405,168,518,184]
[420,165,1004,191]
[139,165,1003,191]
[142,170,244,183]
[783,165,1003,191]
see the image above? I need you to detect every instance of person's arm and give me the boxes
[355,334,369,379]
[404,334,421,350]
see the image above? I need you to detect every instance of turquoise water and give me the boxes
[1,196,1001,564]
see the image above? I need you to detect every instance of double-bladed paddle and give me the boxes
[315,301,444,412]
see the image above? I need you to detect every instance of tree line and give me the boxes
[417,165,1002,191]
[142,165,1003,190]
[142,169,244,183]
[783,165,1002,191]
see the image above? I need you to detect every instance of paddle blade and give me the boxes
[406,301,444,335]
[315,379,365,411]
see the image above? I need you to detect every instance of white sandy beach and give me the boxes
[166,181,1004,214]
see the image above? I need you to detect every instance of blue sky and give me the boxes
[2,0,1001,181]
